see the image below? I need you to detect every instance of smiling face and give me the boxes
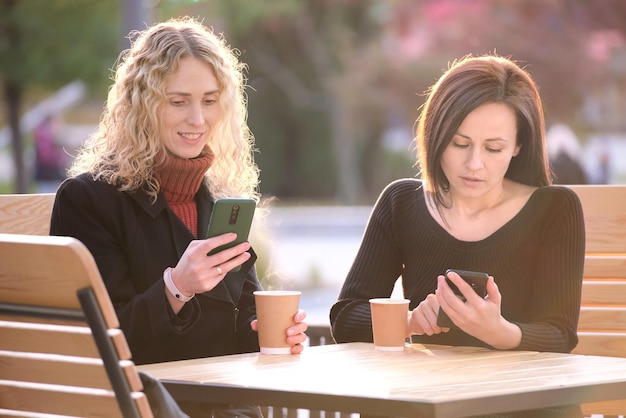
[441,102,521,199]
[159,57,222,159]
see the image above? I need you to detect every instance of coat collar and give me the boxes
[127,184,254,306]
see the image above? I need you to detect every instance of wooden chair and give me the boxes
[0,233,155,417]
[568,185,626,417]
[0,193,55,235]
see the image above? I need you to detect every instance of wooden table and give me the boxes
[138,342,626,417]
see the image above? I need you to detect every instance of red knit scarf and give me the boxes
[156,149,214,237]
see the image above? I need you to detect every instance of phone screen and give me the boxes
[437,269,489,328]
[444,269,489,301]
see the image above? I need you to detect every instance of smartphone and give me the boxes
[206,198,256,272]
[436,269,489,329]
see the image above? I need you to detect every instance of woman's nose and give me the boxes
[466,149,483,170]
[187,104,205,126]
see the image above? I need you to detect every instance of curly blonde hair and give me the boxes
[69,16,259,203]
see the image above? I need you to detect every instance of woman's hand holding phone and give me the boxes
[408,269,489,337]
[436,269,489,329]
[204,233,253,276]
[435,270,522,349]
[206,198,256,272]
[166,235,252,312]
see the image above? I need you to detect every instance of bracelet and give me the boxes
[163,267,194,303]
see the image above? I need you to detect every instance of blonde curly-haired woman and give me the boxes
[51,16,307,418]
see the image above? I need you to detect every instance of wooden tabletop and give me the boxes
[138,342,626,417]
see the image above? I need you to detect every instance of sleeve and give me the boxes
[330,181,407,343]
[516,187,585,353]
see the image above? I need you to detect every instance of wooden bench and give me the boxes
[3,186,624,416]
[0,233,158,417]
[0,193,55,235]
[568,185,626,417]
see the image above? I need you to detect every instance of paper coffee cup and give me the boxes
[254,290,301,354]
[369,298,410,351]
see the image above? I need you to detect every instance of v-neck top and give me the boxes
[330,178,585,353]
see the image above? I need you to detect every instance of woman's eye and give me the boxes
[170,100,185,106]
[486,148,502,153]
[452,142,469,149]
[204,99,217,105]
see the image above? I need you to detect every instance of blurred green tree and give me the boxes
[159,0,415,204]
[111,1,626,200]
[0,0,119,193]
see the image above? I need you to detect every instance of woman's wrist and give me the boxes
[163,267,194,303]
[487,319,522,350]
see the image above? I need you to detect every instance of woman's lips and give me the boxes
[460,176,482,186]
[179,132,203,144]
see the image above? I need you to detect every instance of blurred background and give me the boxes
[2,0,625,324]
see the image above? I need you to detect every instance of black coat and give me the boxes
[50,173,261,365]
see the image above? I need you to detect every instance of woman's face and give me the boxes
[441,102,520,198]
[159,57,222,159]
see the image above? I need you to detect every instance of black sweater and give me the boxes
[331,179,585,353]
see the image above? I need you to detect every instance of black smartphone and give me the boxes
[206,198,256,272]
[436,269,489,329]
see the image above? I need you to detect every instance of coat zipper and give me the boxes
[233,306,239,333]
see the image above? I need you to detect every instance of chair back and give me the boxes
[0,233,154,418]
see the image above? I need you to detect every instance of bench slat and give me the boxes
[0,320,132,362]
[581,279,626,305]
[0,193,55,236]
[583,256,626,279]
[0,380,123,418]
[572,332,626,357]
[578,307,626,331]
[0,350,112,390]
[569,185,626,254]
[581,399,626,416]
[0,350,143,393]
[0,381,152,418]
[0,321,99,357]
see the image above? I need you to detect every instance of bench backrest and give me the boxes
[0,193,55,235]
[0,233,154,418]
[567,185,626,416]
[567,185,626,357]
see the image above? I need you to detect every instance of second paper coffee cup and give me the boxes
[369,298,410,351]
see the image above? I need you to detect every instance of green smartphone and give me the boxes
[206,198,256,272]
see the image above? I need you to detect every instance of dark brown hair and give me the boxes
[416,54,552,210]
